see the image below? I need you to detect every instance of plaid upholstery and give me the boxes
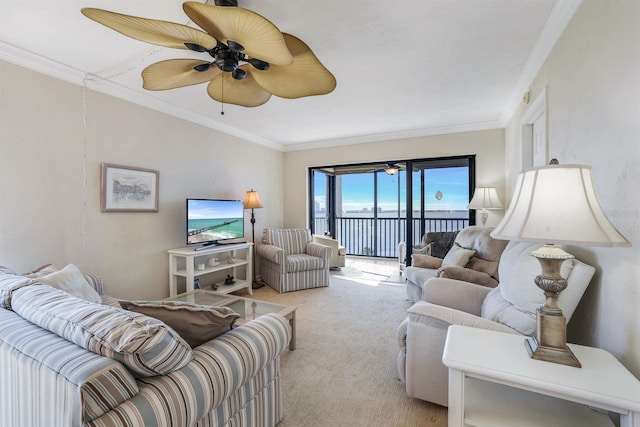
[257,228,330,293]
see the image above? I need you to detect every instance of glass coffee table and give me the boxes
[165,289,297,350]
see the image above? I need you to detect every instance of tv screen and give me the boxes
[186,198,244,246]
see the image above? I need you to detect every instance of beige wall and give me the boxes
[504,0,640,375]
[283,129,506,228]
[0,60,284,300]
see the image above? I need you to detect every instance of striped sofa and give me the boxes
[0,266,291,427]
[257,228,330,293]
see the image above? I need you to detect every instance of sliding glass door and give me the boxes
[309,155,475,258]
[409,158,475,245]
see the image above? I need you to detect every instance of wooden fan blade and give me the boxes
[142,59,222,90]
[252,33,336,99]
[183,2,292,66]
[81,8,217,50]
[207,66,271,107]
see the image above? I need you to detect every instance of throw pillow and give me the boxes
[411,242,432,256]
[23,263,60,278]
[437,266,499,288]
[36,263,102,304]
[440,243,476,269]
[411,254,442,269]
[0,266,32,309]
[11,284,193,377]
[119,300,241,348]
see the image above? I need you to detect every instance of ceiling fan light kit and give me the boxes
[81,1,336,108]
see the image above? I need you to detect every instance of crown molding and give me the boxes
[283,120,504,152]
[500,0,583,125]
[0,41,86,85]
[0,40,501,153]
[0,40,283,151]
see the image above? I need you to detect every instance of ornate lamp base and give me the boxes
[525,308,581,367]
[527,244,582,368]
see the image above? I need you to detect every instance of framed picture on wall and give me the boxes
[101,163,159,212]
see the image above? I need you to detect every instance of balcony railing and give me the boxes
[314,216,469,258]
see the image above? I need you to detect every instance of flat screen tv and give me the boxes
[186,198,244,247]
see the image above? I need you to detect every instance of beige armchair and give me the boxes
[256,228,330,293]
[396,240,596,407]
[312,235,346,269]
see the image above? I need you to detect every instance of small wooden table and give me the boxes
[165,289,297,351]
[443,325,640,427]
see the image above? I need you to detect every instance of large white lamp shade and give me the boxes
[491,163,629,367]
[492,164,629,246]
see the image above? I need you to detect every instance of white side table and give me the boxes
[443,325,640,427]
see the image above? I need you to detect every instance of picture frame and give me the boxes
[101,163,159,212]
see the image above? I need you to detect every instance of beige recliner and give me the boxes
[395,240,596,407]
[404,226,508,303]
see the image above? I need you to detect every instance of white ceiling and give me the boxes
[0,0,581,151]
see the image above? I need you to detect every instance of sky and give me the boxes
[187,199,244,219]
[314,167,470,213]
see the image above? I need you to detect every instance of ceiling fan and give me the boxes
[81,0,336,108]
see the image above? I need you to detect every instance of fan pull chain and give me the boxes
[220,74,225,115]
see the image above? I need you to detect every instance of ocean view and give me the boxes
[187,217,243,244]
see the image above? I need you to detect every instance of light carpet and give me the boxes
[248,274,447,427]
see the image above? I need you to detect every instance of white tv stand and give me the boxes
[168,243,253,297]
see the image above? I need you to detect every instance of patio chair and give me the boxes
[312,235,346,269]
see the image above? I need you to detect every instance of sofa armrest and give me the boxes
[407,300,519,335]
[193,313,291,407]
[256,244,286,265]
[89,313,292,427]
[0,308,139,426]
[402,301,518,407]
[422,278,493,316]
[437,266,498,288]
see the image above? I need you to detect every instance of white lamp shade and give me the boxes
[243,190,263,209]
[467,187,504,210]
[491,164,630,246]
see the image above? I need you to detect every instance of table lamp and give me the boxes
[243,189,263,289]
[467,187,504,226]
[491,161,630,367]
